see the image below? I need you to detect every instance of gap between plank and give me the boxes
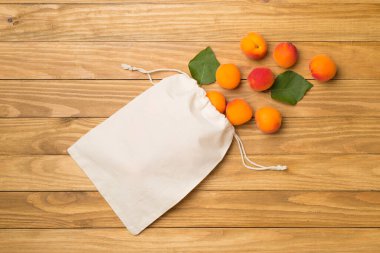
[1,189,380,193]
[2,227,380,230]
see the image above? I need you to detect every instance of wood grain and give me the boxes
[1,191,380,228]
[1,117,379,155]
[0,3,378,42]
[1,154,380,191]
[1,228,380,253]
[0,42,378,79]
[1,80,380,118]
[1,0,379,4]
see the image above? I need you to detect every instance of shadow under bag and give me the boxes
[68,66,286,235]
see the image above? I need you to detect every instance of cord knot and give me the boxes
[275,165,287,171]
[121,64,136,71]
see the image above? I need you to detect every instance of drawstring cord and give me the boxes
[234,133,287,171]
[121,64,286,171]
[121,64,188,85]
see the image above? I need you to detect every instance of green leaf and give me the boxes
[188,47,220,85]
[271,70,313,105]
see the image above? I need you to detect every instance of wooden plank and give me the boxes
[0,3,378,42]
[1,0,379,4]
[1,191,380,228]
[1,80,380,118]
[1,228,380,253]
[0,117,379,155]
[0,42,378,80]
[1,154,380,191]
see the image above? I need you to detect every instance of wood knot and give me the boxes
[7,17,19,25]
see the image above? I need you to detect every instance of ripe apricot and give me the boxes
[226,99,253,126]
[240,32,268,60]
[216,64,241,89]
[248,67,275,91]
[255,107,282,134]
[206,90,226,114]
[309,54,337,82]
[273,42,298,68]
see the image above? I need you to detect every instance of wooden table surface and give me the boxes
[0,0,379,252]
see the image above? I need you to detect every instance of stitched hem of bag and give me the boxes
[178,74,233,130]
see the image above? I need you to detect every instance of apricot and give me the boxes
[226,98,253,126]
[309,54,337,82]
[255,107,282,134]
[240,32,268,60]
[248,67,275,91]
[273,42,298,68]
[215,64,241,89]
[206,90,226,114]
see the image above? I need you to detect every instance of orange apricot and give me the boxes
[206,90,226,114]
[255,107,282,134]
[215,64,241,89]
[226,98,253,126]
[309,54,337,82]
[240,32,268,60]
[273,42,298,68]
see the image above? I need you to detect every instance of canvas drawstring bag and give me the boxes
[68,64,286,235]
